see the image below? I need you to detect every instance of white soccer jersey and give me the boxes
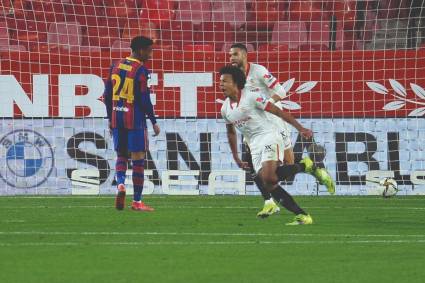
[245,63,279,95]
[221,88,285,172]
[245,63,292,148]
[221,88,277,147]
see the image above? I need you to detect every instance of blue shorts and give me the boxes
[112,128,148,153]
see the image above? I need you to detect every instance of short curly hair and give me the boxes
[130,36,153,52]
[219,65,246,90]
[230,43,248,53]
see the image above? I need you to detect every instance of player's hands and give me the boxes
[235,158,250,169]
[299,127,313,139]
[152,123,160,136]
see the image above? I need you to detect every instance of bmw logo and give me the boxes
[0,129,54,188]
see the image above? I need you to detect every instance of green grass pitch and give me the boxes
[0,195,424,283]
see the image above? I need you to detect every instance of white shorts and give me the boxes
[250,134,285,174]
[279,130,292,150]
[270,113,292,150]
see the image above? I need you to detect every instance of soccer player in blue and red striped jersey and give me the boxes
[103,36,160,211]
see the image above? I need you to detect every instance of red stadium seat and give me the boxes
[11,0,27,18]
[184,44,214,52]
[87,23,119,47]
[200,22,236,51]
[245,0,280,47]
[68,45,102,52]
[257,43,289,52]
[47,22,82,51]
[299,43,328,51]
[304,20,347,50]
[68,0,105,27]
[7,18,48,51]
[139,0,175,26]
[309,21,330,48]
[0,44,27,51]
[27,1,65,23]
[222,42,254,52]
[271,21,308,50]
[105,0,139,28]
[288,1,326,22]
[211,1,246,29]
[0,1,13,16]
[111,39,130,51]
[338,30,361,50]
[0,22,9,46]
[160,20,195,50]
[327,0,357,30]
[122,21,160,43]
[175,1,211,25]
[251,0,281,28]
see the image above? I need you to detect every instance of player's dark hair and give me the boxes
[219,65,246,90]
[130,36,153,52]
[230,43,248,53]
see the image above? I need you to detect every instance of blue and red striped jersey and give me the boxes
[103,57,156,129]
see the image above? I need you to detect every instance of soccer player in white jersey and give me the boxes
[228,43,295,217]
[219,65,334,225]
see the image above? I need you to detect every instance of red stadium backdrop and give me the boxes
[1,49,425,195]
[2,49,425,118]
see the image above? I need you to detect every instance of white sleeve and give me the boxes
[251,92,271,111]
[256,65,287,99]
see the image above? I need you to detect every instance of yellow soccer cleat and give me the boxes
[300,157,336,195]
[257,199,280,218]
[300,157,314,174]
[286,214,313,225]
[314,168,336,195]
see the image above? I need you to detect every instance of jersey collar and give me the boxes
[245,62,251,77]
[126,57,141,64]
[230,90,242,109]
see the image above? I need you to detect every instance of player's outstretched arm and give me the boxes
[265,102,313,139]
[226,124,249,169]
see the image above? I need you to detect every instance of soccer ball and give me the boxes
[380,178,398,198]
[307,143,326,163]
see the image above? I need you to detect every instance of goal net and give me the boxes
[1,0,424,195]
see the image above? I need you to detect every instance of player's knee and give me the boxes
[284,149,295,165]
[261,172,278,187]
[117,150,129,158]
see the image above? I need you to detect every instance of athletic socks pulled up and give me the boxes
[270,185,306,215]
[275,163,306,181]
[115,156,128,185]
[132,159,145,202]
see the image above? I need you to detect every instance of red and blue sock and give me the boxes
[132,159,145,202]
[115,156,128,186]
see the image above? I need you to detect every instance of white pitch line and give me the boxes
[2,196,425,201]
[0,205,425,210]
[1,239,425,247]
[1,231,425,238]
